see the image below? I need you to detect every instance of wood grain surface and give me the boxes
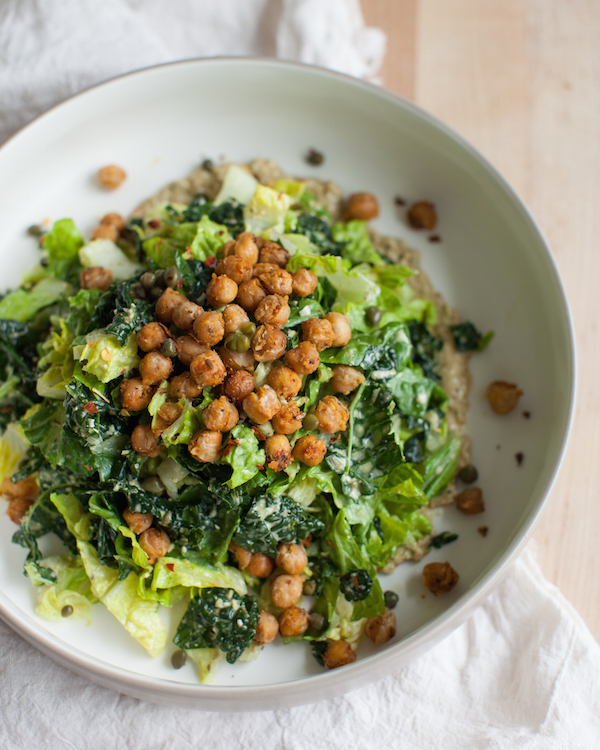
[362,0,600,641]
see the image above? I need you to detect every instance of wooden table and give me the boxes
[362,0,600,641]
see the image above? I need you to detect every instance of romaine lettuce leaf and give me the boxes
[0,277,69,323]
[79,238,142,279]
[151,556,247,595]
[222,424,265,489]
[77,329,139,383]
[189,215,232,261]
[244,184,292,236]
[332,220,382,265]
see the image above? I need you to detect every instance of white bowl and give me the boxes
[0,58,575,711]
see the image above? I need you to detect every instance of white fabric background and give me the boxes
[0,1,599,747]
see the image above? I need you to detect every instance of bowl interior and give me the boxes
[0,59,574,706]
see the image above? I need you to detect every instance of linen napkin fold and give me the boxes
[1,2,599,747]
[1,548,599,749]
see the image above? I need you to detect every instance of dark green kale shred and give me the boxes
[407,320,443,381]
[174,255,213,303]
[173,587,260,664]
[339,569,373,602]
[87,278,153,344]
[309,557,337,598]
[403,432,425,463]
[450,322,481,352]
[296,213,346,256]
[311,640,329,666]
[430,531,459,549]
[208,200,245,238]
[233,493,325,556]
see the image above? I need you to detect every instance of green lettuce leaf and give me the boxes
[332,220,382,265]
[222,424,265,489]
[0,277,69,323]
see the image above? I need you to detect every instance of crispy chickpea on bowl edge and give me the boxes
[0,158,496,681]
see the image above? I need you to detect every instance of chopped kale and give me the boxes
[295,213,346,256]
[339,569,374,602]
[430,531,459,549]
[407,320,443,381]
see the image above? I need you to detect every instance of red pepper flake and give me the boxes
[256,464,265,471]
[329,434,341,445]
[148,218,161,229]
[352,575,359,591]
[250,425,266,442]
[185,246,193,260]
[394,195,406,206]
[0,405,13,413]
[478,526,489,537]
[84,465,93,471]
[522,410,531,419]
[428,234,442,243]
[165,563,175,572]
[204,256,217,269]
[515,452,524,466]
[83,401,99,414]
[221,438,241,458]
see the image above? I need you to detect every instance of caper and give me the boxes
[303,580,317,596]
[225,333,238,351]
[164,265,181,289]
[154,269,167,288]
[239,321,256,337]
[305,149,324,166]
[303,413,319,431]
[61,605,74,618]
[458,464,478,483]
[140,476,165,495]
[308,612,326,630]
[366,306,382,326]
[141,456,162,478]
[201,158,214,171]
[40,257,49,267]
[150,286,163,300]
[171,650,187,669]
[236,334,251,353]
[140,271,156,290]
[130,282,145,299]
[160,338,178,358]
[383,590,399,610]
[27,224,43,237]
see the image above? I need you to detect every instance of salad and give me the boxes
[0,159,484,681]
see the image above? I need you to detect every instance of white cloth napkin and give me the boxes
[1,2,599,747]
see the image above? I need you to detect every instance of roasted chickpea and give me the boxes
[136,322,169,353]
[79,266,113,291]
[365,609,397,646]
[229,541,252,570]
[152,402,183,435]
[100,212,126,231]
[284,341,320,375]
[190,350,227,388]
[344,192,379,221]
[276,543,308,575]
[265,434,292,471]
[188,430,223,463]
[242,385,281,425]
[236,278,266,313]
[423,562,460,594]
[1,476,38,524]
[246,553,275,579]
[202,396,239,432]
[251,324,287,363]
[270,573,304,609]
[267,365,302,400]
[252,262,278,278]
[219,346,255,372]
[291,268,318,297]
[175,335,206,366]
[259,240,289,268]
[254,295,290,328]
[168,371,202,399]
[206,274,238,308]
[172,299,202,331]
[271,403,304,435]
[259,268,293,296]
[407,200,437,230]
[120,377,154,411]
[232,232,260,265]
[330,365,365,395]
[155,287,187,325]
[323,640,356,669]
[223,370,255,405]
[254,610,279,644]
[455,487,485,514]
[325,312,351,347]
[486,381,523,414]
[215,255,253,285]
[138,527,170,565]
[122,508,153,535]
[292,434,327,466]
[222,304,250,334]
[96,164,126,190]
[130,423,164,457]
[90,224,119,242]
[301,318,334,352]
[192,310,225,346]
[314,396,350,433]
[139,351,173,386]
[278,607,309,637]
[221,240,236,257]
